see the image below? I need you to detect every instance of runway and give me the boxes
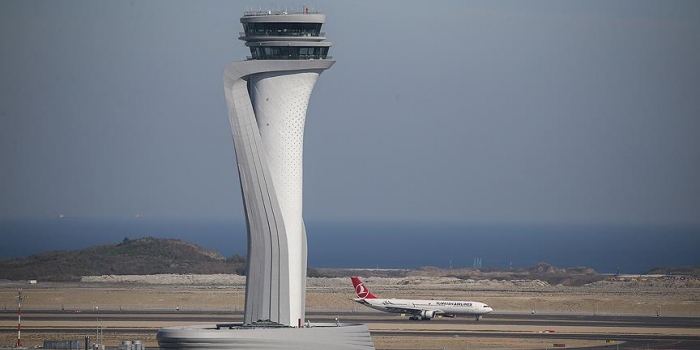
[1,310,699,349]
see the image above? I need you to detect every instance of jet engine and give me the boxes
[419,310,437,320]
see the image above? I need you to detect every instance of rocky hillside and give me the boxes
[3,237,694,285]
[0,237,245,281]
[646,266,700,276]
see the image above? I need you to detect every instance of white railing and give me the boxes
[246,56,333,61]
[239,32,325,38]
[244,9,322,16]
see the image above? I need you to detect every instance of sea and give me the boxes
[1,218,698,274]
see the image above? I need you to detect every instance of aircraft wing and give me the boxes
[384,306,431,315]
[381,302,446,317]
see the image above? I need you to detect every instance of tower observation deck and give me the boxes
[222,10,334,328]
[240,10,332,60]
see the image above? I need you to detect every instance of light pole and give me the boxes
[16,288,22,348]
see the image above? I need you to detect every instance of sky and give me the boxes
[1,0,699,227]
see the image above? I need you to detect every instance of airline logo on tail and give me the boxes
[351,276,376,299]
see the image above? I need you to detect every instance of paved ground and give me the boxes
[0,277,698,349]
[2,310,699,349]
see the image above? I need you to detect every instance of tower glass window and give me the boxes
[250,46,329,60]
[243,23,322,37]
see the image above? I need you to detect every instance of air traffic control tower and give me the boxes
[224,9,334,328]
[157,9,374,350]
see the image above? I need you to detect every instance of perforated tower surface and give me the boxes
[224,11,333,327]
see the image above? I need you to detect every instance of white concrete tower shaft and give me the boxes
[158,10,374,350]
[223,11,334,327]
[250,71,318,322]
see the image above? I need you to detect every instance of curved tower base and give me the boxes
[157,323,375,350]
[223,59,334,326]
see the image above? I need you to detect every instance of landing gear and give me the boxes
[408,316,431,321]
[475,315,482,321]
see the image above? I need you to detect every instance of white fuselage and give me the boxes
[356,298,493,318]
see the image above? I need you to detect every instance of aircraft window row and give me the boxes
[437,302,472,306]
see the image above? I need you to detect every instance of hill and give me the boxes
[645,266,700,276]
[3,238,694,285]
[0,237,246,281]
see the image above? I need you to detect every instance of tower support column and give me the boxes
[224,60,333,326]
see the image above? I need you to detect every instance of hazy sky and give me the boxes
[1,0,699,227]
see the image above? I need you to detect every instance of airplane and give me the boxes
[351,276,493,321]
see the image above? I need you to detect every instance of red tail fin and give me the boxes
[351,276,377,299]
